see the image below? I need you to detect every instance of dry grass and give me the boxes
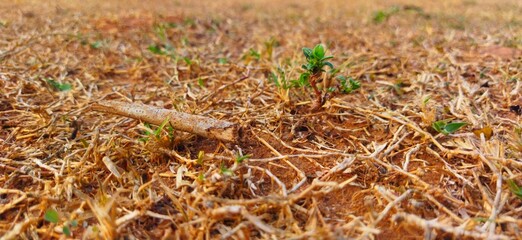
[1,0,522,239]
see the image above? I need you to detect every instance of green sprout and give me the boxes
[139,117,171,142]
[297,44,361,110]
[197,150,205,165]
[337,76,361,93]
[44,209,77,237]
[507,179,522,200]
[372,6,400,24]
[44,209,59,223]
[235,153,250,164]
[46,78,72,91]
[432,120,467,135]
[220,164,233,176]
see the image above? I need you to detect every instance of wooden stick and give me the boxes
[91,100,239,142]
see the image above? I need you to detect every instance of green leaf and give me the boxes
[197,150,205,165]
[90,41,103,49]
[235,154,250,164]
[44,209,59,223]
[302,48,312,59]
[508,179,522,199]
[248,48,260,60]
[183,57,192,65]
[431,120,446,134]
[63,226,71,237]
[218,58,228,64]
[46,79,72,91]
[348,78,361,90]
[220,164,233,176]
[432,120,467,135]
[313,44,325,59]
[148,44,164,55]
[444,122,467,134]
[321,56,334,61]
[324,61,334,69]
[373,11,387,23]
[153,117,171,139]
[70,220,78,227]
[338,76,360,93]
[197,78,205,88]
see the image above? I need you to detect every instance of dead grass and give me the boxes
[1,0,521,239]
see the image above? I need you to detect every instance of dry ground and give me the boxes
[1,0,522,239]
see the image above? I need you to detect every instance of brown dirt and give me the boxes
[1,0,521,239]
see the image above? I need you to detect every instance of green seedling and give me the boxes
[139,117,171,142]
[90,40,104,49]
[220,164,233,176]
[46,78,72,91]
[432,120,467,135]
[298,44,361,110]
[235,153,250,164]
[197,150,205,165]
[263,37,279,60]
[197,78,206,88]
[44,209,59,223]
[148,44,176,58]
[218,57,228,64]
[507,179,522,200]
[337,76,361,93]
[44,209,77,237]
[246,48,260,60]
[269,67,291,90]
[300,44,334,109]
[373,6,400,24]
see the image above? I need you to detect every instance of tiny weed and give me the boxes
[235,153,250,164]
[247,48,260,60]
[220,164,233,176]
[197,78,206,88]
[90,40,104,49]
[507,179,522,200]
[139,117,171,142]
[297,44,360,110]
[148,44,175,58]
[44,209,77,237]
[264,37,279,60]
[44,209,59,223]
[197,150,205,165]
[337,76,361,93]
[46,78,72,91]
[432,120,467,135]
[372,6,400,24]
[218,57,228,64]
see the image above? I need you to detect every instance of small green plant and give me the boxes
[298,44,360,110]
[148,44,175,58]
[372,6,400,24]
[220,164,233,176]
[432,120,467,135]
[44,209,78,237]
[507,179,522,200]
[139,117,171,142]
[247,48,260,60]
[44,209,59,223]
[218,57,228,64]
[46,78,72,91]
[337,76,361,93]
[90,40,104,49]
[197,150,205,165]
[235,153,250,164]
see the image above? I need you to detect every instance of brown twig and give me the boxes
[91,100,239,142]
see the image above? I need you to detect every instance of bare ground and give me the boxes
[1,0,522,239]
